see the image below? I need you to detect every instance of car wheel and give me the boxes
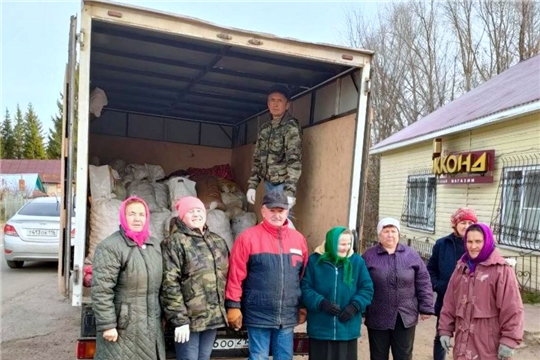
[6,260,24,269]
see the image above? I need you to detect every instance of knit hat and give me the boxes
[175,196,206,220]
[450,208,478,227]
[377,217,401,235]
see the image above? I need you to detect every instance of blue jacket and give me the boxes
[427,233,465,315]
[225,220,309,328]
[301,248,374,341]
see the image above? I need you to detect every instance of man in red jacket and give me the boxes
[225,190,308,360]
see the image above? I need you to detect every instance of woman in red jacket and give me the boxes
[438,223,524,360]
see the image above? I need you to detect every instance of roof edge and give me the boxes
[369,100,540,155]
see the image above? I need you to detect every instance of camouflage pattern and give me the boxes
[248,112,303,197]
[160,218,229,332]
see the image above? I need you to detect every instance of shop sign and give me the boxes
[433,150,495,184]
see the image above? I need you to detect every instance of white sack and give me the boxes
[126,180,160,212]
[232,212,257,240]
[86,198,122,264]
[150,209,171,242]
[221,192,243,210]
[146,164,166,182]
[90,87,108,118]
[207,209,234,251]
[152,182,169,210]
[89,165,114,199]
[167,177,197,210]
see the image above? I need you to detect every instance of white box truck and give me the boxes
[58,1,373,358]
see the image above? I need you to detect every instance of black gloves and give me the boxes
[319,299,341,316]
[338,303,359,322]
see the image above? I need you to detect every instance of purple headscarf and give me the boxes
[460,222,495,273]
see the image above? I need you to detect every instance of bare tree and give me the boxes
[342,0,540,242]
[515,0,540,61]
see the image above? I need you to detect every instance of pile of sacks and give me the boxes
[164,173,257,251]
[86,159,257,265]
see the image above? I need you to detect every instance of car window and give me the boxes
[18,202,61,217]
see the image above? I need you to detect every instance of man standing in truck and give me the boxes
[225,190,308,360]
[246,85,302,213]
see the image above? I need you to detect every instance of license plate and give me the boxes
[212,338,248,350]
[27,229,57,237]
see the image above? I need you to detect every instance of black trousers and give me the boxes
[367,314,416,360]
[308,338,357,360]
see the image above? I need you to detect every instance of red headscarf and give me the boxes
[450,207,478,228]
[119,196,150,247]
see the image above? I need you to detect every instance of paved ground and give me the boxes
[1,223,539,360]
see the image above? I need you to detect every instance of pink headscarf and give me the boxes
[119,196,150,247]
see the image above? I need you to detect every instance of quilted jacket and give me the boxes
[91,228,166,360]
[160,218,229,332]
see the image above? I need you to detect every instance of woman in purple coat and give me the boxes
[362,218,434,360]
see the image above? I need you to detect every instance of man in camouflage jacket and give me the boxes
[246,85,302,209]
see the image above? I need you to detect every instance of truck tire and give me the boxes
[6,260,24,269]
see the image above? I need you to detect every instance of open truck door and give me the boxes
[58,14,78,297]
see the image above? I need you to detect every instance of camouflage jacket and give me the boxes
[160,218,229,332]
[247,112,302,197]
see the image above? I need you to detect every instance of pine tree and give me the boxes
[23,103,46,159]
[46,99,63,159]
[1,108,16,158]
[13,105,26,159]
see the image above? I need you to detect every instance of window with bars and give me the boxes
[402,175,437,232]
[499,165,540,249]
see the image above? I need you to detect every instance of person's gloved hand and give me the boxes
[319,299,341,316]
[103,328,118,342]
[227,308,243,331]
[298,308,307,324]
[287,196,296,208]
[246,189,256,205]
[338,303,359,322]
[440,335,451,353]
[498,344,514,359]
[174,325,190,343]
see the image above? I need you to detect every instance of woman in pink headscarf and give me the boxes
[91,196,166,360]
[438,223,524,360]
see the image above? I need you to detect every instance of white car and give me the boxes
[3,197,75,269]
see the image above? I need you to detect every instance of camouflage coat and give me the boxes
[248,112,302,197]
[160,218,229,332]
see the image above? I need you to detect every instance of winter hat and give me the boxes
[377,217,401,235]
[175,196,206,220]
[450,208,478,227]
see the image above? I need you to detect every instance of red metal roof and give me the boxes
[371,54,540,152]
[0,160,61,184]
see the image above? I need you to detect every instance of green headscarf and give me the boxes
[317,226,354,288]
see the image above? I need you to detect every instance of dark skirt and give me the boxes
[309,338,358,360]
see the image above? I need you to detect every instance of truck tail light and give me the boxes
[76,339,96,359]
[4,224,18,237]
[71,228,76,238]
